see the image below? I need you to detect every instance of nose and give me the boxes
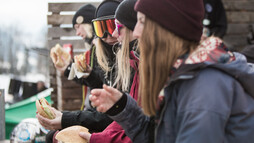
[133,25,140,39]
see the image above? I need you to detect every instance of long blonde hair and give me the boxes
[95,39,111,72]
[113,28,132,91]
[139,17,198,116]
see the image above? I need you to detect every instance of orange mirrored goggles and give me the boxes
[92,15,116,38]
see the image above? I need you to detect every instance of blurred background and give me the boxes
[0,0,101,104]
[0,0,48,103]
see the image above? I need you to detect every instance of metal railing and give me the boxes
[0,89,5,140]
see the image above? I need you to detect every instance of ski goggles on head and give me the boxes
[92,15,116,38]
[115,21,124,35]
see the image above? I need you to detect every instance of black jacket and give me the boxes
[64,45,104,89]
[61,41,118,132]
[203,0,227,38]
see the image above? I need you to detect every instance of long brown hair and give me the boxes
[95,39,111,72]
[114,28,131,91]
[139,17,198,116]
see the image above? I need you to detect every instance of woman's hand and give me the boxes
[79,132,91,143]
[36,107,63,130]
[50,47,72,72]
[90,84,123,113]
[54,57,71,72]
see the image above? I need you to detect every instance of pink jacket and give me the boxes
[90,121,132,143]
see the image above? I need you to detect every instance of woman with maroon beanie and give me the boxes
[89,0,254,142]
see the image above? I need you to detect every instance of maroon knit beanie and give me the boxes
[135,0,204,42]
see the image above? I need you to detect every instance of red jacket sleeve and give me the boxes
[90,121,132,143]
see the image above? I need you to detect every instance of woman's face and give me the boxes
[133,12,145,39]
[74,24,87,39]
[112,19,126,42]
[112,19,136,43]
[101,34,118,45]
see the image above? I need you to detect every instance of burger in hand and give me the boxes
[50,44,71,68]
[36,98,56,119]
[55,125,89,143]
[74,52,88,72]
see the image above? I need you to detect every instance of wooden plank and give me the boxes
[61,87,82,95]
[61,87,82,99]
[57,76,83,88]
[48,2,100,13]
[251,12,254,22]
[48,39,89,50]
[226,23,250,34]
[50,75,57,86]
[62,99,82,111]
[223,1,254,11]
[56,70,63,110]
[227,11,253,23]
[51,93,58,109]
[48,27,76,37]
[223,34,248,51]
[48,14,73,25]
[62,93,83,100]
[49,63,56,76]
[51,86,57,95]
[51,92,57,100]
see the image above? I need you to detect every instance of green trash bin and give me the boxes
[5,88,53,139]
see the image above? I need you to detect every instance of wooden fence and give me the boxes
[222,0,254,51]
[48,2,100,111]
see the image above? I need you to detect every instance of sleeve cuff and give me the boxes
[105,93,127,116]
[64,63,72,77]
[61,111,77,129]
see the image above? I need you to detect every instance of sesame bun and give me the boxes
[74,52,87,72]
[50,44,71,67]
[55,125,89,143]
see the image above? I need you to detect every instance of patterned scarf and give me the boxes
[156,37,235,120]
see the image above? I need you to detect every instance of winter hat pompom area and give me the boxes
[72,4,96,27]
[135,0,204,42]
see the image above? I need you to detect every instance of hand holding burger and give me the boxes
[36,98,56,119]
[74,52,91,72]
[55,125,90,143]
[36,101,63,130]
[50,44,71,70]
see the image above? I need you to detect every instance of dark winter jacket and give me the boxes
[109,38,254,143]
[61,41,118,133]
[64,45,104,89]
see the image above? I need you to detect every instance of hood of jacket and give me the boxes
[171,37,254,97]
